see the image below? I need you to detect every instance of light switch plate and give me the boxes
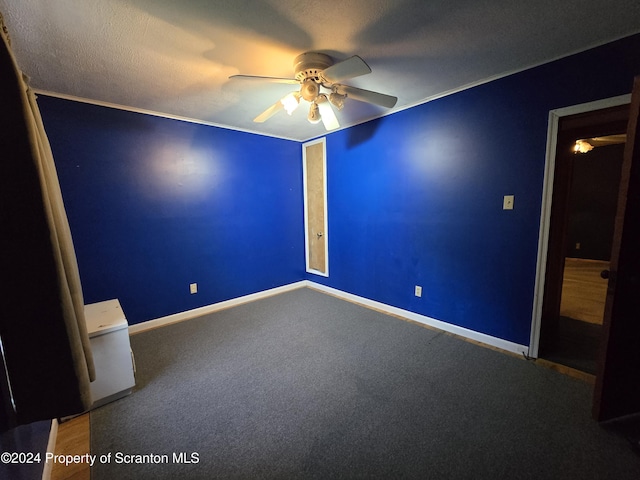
[503,195,514,210]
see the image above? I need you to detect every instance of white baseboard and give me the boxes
[128,281,308,334]
[128,279,529,357]
[41,419,58,480]
[306,281,530,357]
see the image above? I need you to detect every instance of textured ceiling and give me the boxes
[2,0,640,141]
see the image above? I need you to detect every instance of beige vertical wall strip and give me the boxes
[307,142,325,272]
[303,138,329,276]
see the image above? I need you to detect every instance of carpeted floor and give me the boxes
[91,287,640,479]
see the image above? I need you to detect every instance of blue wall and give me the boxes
[313,33,640,346]
[39,34,640,344]
[39,98,305,325]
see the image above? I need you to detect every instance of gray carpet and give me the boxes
[91,288,640,479]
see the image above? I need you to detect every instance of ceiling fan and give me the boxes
[229,52,397,131]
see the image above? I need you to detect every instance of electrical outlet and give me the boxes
[415,285,422,297]
[190,283,197,294]
[576,242,581,250]
[503,195,514,210]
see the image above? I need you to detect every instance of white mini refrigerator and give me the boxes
[84,299,136,409]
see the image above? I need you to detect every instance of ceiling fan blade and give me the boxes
[316,95,340,131]
[334,84,398,108]
[229,74,298,85]
[321,56,371,83]
[253,101,284,123]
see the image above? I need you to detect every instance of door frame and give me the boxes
[529,94,631,357]
[302,137,329,277]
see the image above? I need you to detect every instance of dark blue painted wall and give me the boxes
[39,98,305,325]
[38,34,640,344]
[312,33,640,346]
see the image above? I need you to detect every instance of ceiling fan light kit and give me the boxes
[300,79,320,102]
[316,94,340,130]
[230,51,397,131]
[280,92,301,115]
[307,102,321,124]
[329,92,346,110]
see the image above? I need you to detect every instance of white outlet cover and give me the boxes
[190,283,197,294]
[415,286,422,297]
[503,195,514,210]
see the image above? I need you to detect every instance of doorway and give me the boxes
[532,78,640,423]
[530,96,631,374]
[541,135,626,374]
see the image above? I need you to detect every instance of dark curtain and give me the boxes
[0,11,95,430]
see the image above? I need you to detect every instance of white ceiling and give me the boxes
[2,0,640,142]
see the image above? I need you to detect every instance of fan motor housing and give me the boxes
[294,52,333,82]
